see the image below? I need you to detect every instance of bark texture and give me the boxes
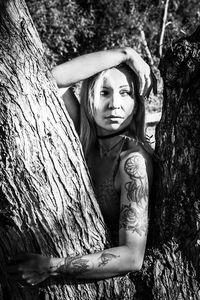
[0,0,135,299]
[150,26,200,299]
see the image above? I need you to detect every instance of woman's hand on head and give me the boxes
[7,253,63,286]
[125,47,157,97]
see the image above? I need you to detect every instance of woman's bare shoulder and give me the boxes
[120,139,152,162]
[119,139,153,182]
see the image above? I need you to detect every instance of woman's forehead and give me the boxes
[101,67,133,87]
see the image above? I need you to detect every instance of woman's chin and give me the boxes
[104,124,122,132]
[101,124,125,134]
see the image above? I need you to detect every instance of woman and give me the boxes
[8,47,155,284]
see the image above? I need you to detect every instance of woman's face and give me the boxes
[93,67,137,135]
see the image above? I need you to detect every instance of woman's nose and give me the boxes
[108,92,121,109]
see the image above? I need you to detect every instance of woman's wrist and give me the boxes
[122,47,137,64]
[121,47,143,75]
[50,257,80,277]
[120,47,153,96]
[53,255,92,278]
[49,257,65,276]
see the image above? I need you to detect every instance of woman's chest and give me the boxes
[87,154,121,227]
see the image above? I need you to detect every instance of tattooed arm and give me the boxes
[7,152,150,285]
[7,247,139,285]
[118,151,149,269]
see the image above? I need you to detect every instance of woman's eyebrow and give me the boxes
[119,85,130,88]
[100,86,109,89]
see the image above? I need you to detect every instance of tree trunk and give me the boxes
[139,28,154,67]
[128,25,200,300]
[150,26,200,299]
[0,0,135,299]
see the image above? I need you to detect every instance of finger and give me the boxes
[151,70,157,95]
[22,271,39,280]
[138,74,145,96]
[27,279,37,286]
[26,275,44,286]
[144,76,151,96]
[19,273,38,286]
[16,279,34,288]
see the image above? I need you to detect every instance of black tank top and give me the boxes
[87,136,153,246]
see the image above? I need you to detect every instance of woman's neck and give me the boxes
[97,135,125,157]
[97,126,131,156]
[96,126,129,140]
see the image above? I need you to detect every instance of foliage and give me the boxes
[25,0,200,114]
[26,0,95,66]
[26,0,200,68]
[162,0,200,53]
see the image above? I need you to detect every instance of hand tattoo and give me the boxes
[120,154,149,236]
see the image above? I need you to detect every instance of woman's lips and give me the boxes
[105,115,123,119]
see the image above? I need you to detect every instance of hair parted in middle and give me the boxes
[79,64,146,158]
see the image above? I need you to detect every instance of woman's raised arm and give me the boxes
[51,48,155,96]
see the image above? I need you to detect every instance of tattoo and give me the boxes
[125,181,146,204]
[59,256,90,276]
[120,154,149,236]
[124,155,146,179]
[120,203,148,235]
[98,253,120,267]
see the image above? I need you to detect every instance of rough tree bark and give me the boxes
[2,0,200,299]
[150,26,200,299]
[128,25,200,300]
[0,0,136,299]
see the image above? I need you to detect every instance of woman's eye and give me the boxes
[120,90,131,96]
[100,90,109,96]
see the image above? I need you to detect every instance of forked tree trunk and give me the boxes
[2,0,200,299]
[150,27,200,299]
[0,0,135,299]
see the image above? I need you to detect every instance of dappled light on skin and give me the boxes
[94,67,137,135]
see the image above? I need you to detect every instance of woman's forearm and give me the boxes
[52,48,136,88]
[6,243,145,285]
[52,245,144,280]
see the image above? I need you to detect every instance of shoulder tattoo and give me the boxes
[124,154,146,179]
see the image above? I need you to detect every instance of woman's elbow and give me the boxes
[51,67,63,88]
[129,256,144,272]
[122,245,146,272]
